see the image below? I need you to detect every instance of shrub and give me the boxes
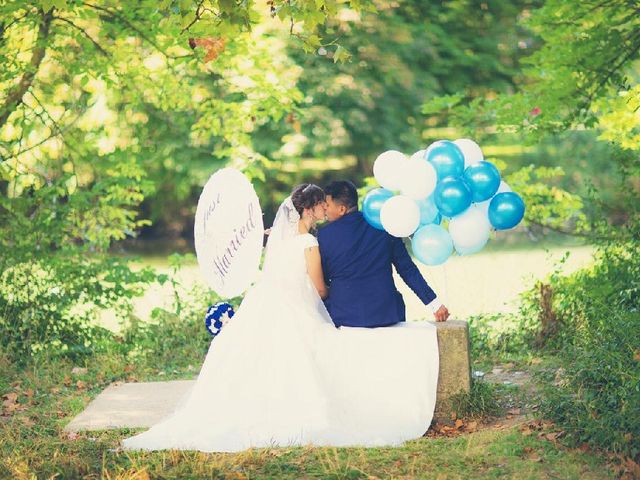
[0,166,156,361]
[527,242,640,460]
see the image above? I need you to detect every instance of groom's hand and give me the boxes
[434,305,449,322]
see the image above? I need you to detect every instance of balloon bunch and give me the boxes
[363,139,525,266]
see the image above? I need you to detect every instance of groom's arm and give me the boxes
[317,229,331,287]
[391,236,439,309]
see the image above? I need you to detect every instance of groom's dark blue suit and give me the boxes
[318,211,436,328]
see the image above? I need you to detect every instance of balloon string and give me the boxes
[441,263,450,306]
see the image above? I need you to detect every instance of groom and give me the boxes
[318,180,449,328]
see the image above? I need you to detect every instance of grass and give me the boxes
[0,348,618,479]
[0,238,619,478]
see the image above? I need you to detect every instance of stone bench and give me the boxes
[432,319,472,422]
[65,320,471,432]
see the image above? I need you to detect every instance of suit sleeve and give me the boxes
[317,229,330,286]
[391,236,437,305]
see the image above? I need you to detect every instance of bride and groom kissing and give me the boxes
[122,180,450,452]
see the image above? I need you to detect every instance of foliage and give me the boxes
[468,312,536,361]
[422,0,640,236]
[112,253,237,370]
[262,0,537,173]
[447,378,504,421]
[522,242,640,459]
[0,0,373,359]
[0,168,158,360]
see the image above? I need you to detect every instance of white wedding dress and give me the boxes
[122,198,439,452]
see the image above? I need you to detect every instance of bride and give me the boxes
[122,183,439,452]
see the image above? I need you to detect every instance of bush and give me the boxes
[0,166,156,361]
[111,254,236,372]
[527,242,640,460]
[448,378,504,420]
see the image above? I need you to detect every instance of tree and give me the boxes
[257,0,539,173]
[0,0,373,357]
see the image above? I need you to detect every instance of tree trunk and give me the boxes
[0,9,53,129]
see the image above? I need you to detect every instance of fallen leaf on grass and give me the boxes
[542,431,565,442]
[18,416,35,427]
[466,421,478,432]
[76,380,86,390]
[2,392,24,415]
[454,419,464,429]
[622,457,640,478]
[508,408,521,415]
[522,446,543,462]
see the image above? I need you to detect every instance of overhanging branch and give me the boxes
[0,9,53,130]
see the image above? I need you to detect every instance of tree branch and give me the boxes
[527,219,614,241]
[53,15,109,56]
[180,0,205,34]
[83,2,181,60]
[0,9,53,130]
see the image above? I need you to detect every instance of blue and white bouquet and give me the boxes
[205,302,235,338]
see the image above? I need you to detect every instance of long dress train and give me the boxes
[122,232,439,452]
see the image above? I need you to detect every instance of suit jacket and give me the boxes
[318,211,436,328]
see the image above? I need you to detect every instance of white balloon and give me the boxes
[373,150,408,190]
[380,195,420,237]
[476,199,490,217]
[399,156,438,200]
[409,149,426,162]
[497,180,512,194]
[448,204,490,253]
[454,138,484,168]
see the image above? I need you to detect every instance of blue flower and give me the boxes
[204,302,235,337]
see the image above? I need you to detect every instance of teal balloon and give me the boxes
[416,195,439,225]
[463,161,501,202]
[411,224,453,266]
[363,188,394,230]
[434,213,442,225]
[434,177,472,218]
[425,140,465,180]
[488,192,525,230]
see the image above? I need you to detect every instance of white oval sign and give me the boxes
[194,168,264,298]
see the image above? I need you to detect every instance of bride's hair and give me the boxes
[291,183,325,216]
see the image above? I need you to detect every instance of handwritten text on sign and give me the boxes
[194,168,264,298]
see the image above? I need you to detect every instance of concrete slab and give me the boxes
[64,380,195,432]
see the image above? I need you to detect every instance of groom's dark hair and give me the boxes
[325,180,358,210]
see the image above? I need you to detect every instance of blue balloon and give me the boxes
[416,195,439,225]
[363,188,394,230]
[434,177,472,218]
[488,192,525,230]
[425,140,465,180]
[434,213,442,225]
[411,224,453,266]
[463,161,501,202]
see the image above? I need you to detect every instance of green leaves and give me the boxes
[39,0,67,13]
